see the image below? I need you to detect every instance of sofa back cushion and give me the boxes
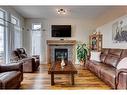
[16,48,27,58]
[100,48,109,63]
[117,57,127,69]
[11,50,20,59]
[104,49,123,68]
[109,49,122,56]
[120,49,127,59]
[17,48,24,54]
[20,54,27,58]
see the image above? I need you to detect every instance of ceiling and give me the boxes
[12,6,115,20]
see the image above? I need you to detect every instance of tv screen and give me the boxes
[51,25,71,37]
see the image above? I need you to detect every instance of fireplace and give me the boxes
[47,40,76,64]
[55,49,68,61]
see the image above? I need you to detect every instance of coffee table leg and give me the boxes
[71,74,74,85]
[51,73,54,85]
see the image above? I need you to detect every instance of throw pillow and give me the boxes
[117,57,127,69]
[90,51,101,62]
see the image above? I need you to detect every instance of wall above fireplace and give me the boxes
[47,40,76,64]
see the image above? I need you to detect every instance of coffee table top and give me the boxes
[48,61,77,74]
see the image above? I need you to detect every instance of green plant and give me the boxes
[77,43,89,63]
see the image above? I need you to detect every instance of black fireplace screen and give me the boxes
[55,49,68,61]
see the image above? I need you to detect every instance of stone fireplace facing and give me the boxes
[47,40,76,64]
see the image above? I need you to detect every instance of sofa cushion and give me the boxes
[100,54,107,63]
[100,65,116,88]
[17,48,25,54]
[11,50,20,59]
[100,48,109,63]
[105,54,119,68]
[104,49,123,68]
[109,49,123,56]
[120,49,127,59]
[87,60,104,77]
[0,71,22,89]
[20,54,27,58]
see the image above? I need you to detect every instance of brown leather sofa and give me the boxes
[86,48,127,89]
[11,48,40,72]
[0,62,23,89]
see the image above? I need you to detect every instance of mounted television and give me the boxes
[51,25,71,37]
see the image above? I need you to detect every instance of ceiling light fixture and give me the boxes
[56,8,67,15]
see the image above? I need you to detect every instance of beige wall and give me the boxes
[23,18,94,64]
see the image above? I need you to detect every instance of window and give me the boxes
[11,15,19,26]
[0,10,4,18]
[11,15,21,48]
[0,8,22,63]
[0,9,6,64]
[32,23,41,55]
[0,9,5,25]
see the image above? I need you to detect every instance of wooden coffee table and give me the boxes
[48,61,77,85]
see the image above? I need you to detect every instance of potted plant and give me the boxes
[77,43,89,66]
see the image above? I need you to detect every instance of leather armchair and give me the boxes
[0,62,23,89]
[11,48,40,72]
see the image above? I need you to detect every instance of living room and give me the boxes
[0,1,127,95]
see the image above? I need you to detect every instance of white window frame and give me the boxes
[11,15,22,49]
[0,8,7,63]
[11,15,20,26]
[31,23,41,55]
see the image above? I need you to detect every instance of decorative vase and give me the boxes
[61,59,65,68]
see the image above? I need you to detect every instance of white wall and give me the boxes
[24,18,94,64]
[96,15,127,49]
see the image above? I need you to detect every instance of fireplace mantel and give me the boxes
[47,40,76,45]
[47,40,76,64]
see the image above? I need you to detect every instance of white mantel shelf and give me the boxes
[47,40,77,45]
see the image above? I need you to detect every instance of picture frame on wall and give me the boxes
[112,17,127,43]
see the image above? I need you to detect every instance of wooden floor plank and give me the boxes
[20,64,111,89]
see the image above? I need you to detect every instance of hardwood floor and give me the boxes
[20,64,111,89]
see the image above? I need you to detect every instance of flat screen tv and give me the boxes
[51,25,71,37]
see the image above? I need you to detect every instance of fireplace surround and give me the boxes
[47,40,76,64]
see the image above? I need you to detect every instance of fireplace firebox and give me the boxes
[55,49,68,61]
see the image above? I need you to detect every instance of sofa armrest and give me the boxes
[0,62,23,73]
[21,57,34,61]
[32,55,39,59]
[116,69,127,89]
[20,57,35,72]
